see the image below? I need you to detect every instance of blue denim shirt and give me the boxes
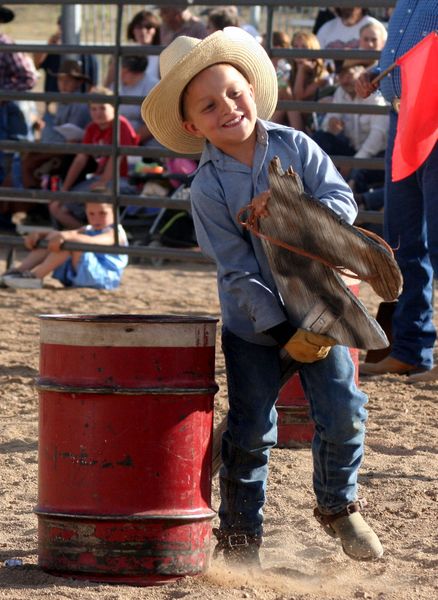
[379,0,438,103]
[190,120,357,345]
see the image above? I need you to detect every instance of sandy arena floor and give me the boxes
[0,255,437,600]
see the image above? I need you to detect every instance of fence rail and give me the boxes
[0,1,395,265]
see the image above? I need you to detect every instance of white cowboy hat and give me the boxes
[141,27,278,154]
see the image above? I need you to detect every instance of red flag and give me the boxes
[392,31,438,182]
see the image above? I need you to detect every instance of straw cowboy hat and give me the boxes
[0,5,14,23]
[141,26,278,154]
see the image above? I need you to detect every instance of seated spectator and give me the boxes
[316,7,381,49]
[268,31,297,128]
[290,31,333,101]
[205,6,240,34]
[204,5,261,41]
[21,59,92,190]
[354,186,384,236]
[1,202,128,290]
[313,63,388,191]
[159,6,207,45]
[0,5,37,184]
[355,186,384,211]
[33,15,99,112]
[104,10,161,86]
[312,8,336,35]
[270,31,331,133]
[343,21,388,69]
[32,16,62,100]
[316,7,383,73]
[0,5,38,230]
[51,87,138,229]
[110,55,158,145]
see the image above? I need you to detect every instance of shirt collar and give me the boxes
[198,119,281,172]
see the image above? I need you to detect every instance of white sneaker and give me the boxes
[3,271,43,289]
[0,268,22,287]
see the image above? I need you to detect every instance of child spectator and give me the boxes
[290,31,332,101]
[270,31,332,132]
[21,59,92,190]
[2,202,128,289]
[268,31,295,127]
[142,28,384,566]
[33,15,99,108]
[50,87,138,229]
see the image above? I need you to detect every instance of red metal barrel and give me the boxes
[35,314,218,586]
[277,282,360,447]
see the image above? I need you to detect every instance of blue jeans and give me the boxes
[384,112,438,369]
[0,101,31,183]
[219,328,368,536]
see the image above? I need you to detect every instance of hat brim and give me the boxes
[47,68,91,83]
[141,28,278,154]
[0,6,14,23]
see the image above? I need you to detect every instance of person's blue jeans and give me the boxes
[0,101,30,183]
[384,111,438,369]
[219,328,368,536]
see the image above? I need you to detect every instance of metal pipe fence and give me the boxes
[0,1,395,264]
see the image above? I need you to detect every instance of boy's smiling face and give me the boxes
[182,64,258,164]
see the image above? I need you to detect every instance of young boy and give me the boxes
[141,28,383,567]
[50,87,138,229]
[2,202,128,289]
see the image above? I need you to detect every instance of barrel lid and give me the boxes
[39,314,218,347]
[39,314,218,324]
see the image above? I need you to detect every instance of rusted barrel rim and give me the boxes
[36,380,219,395]
[34,509,216,521]
[39,314,219,324]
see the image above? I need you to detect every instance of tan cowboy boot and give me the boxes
[359,356,418,376]
[314,500,384,561]
[407,364,438,383]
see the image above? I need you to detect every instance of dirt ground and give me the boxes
[0,253,437,600]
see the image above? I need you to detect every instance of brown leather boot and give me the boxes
[407,364,438,383]
[359,355,419,376]
[314,499,383,561]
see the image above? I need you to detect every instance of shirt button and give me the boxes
[399,29,403,33]
[391,49,395,53]
[407,8,411,12]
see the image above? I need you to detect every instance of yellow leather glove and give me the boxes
[284,329,336,363]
